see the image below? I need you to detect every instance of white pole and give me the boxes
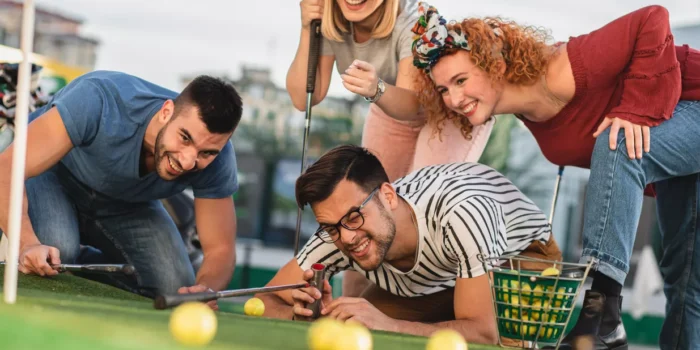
[3,0,35,304]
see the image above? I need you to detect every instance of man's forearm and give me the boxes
[391,318,499,345]
[255,293,295,319]
[342,271,371,297]
[374,84,423,122]
[0,171,39,250]
[195,250,236,291]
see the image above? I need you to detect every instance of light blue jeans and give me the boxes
[24,162,195,298]
[0,123,12,152]
[580,100,700,349]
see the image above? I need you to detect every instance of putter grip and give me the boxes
[306,19,322,93]
[308,263,326,319]
[153,291,218,310]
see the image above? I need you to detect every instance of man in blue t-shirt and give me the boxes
[0,71,242,306]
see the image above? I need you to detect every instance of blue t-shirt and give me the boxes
[29,70,239,203]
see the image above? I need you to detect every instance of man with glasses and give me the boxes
[255,145,561,344]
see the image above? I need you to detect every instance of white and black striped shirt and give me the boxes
[296,162,551,297]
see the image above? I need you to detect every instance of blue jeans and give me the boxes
[580,100,700,349]
[0,123,13,152]
[25,163,195,298]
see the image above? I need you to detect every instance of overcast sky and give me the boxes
[33,0,700,98]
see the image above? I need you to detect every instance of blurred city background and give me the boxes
[2,0,700,347]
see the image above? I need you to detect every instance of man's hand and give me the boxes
[321,297,397,332]
[178,284,219,311]
[18,244,60,277]
[291,268,333,321]
[593,116,650,159]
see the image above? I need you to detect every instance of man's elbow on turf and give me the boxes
[392,318,499,345]
[477,322,499,345]
[454,316,499,345]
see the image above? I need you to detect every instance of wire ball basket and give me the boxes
[478,254,594,349]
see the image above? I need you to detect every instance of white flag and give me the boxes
[630,245,664,319]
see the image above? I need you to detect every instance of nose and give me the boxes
[338,226,359,246]
[180,148,198,171]
[449,87,465,109]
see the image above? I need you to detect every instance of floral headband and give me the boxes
[411,2,469,73]
[411,2,501,73]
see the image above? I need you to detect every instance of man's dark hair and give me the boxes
[296,145,390,208]
[174,75,243,134]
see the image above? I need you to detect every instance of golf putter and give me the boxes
[153,282,310,310]
[0,262,135,275]
[548,166,565,225]
[52,263,136,275]
[293,18,323,257]
[307,263,326,319]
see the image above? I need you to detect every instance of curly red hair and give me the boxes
[414,17,554,139]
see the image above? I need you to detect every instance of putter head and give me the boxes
[153,295,168,310]
[122,265,136,275]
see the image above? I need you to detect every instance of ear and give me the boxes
[497,57,507,76]
[379,182,400,211]
[159,100,175,124]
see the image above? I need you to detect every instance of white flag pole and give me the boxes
[3,0,36,304]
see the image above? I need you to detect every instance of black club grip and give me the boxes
[153,291,218,310]
[306,19,322,94]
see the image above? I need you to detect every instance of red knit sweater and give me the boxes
[519,5,700,195]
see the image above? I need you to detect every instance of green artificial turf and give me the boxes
[0,266,502,350]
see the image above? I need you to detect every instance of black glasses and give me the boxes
[314,187,380,244]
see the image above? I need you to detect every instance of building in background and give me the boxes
[0,0,98,94]
[0,0,99,70]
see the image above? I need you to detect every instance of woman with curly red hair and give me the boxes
[411,2,700,349]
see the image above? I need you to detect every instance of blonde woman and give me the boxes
[286,0,494,184]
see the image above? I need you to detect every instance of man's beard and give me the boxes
[153,124,170,179]
[350,205,396,271]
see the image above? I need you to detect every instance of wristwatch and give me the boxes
[365,78,385,103]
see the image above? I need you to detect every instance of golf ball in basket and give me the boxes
[169,302,217,346]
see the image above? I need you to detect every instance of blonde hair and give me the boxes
[322,0,400,42]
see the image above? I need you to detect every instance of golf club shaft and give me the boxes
[293,93,313,256]
[54,263,135,275]
[153,282,310,310]
[293,19,322,256]
[548,166,565,225]
[0,261,134,275]
[218,282,309,298]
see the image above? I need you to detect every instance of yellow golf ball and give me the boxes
[426,329,468,350]
[541,267,560,276]
[244,297,265,316]
[169,302,217,346]
[307,318,344,350]
[335,321,373,350]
